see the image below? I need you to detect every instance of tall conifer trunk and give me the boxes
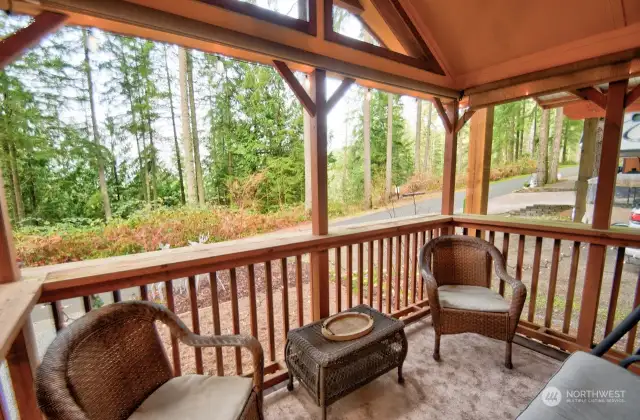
[549,108,564,183]
[83,29,111,220]
[187,50,205,205]
[385,93,393,200]
[164,45,186,205]
[536,109,550,185]
[179,47,197,205]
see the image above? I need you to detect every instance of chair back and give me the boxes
[36,302,174,420]
[423,235,501,288]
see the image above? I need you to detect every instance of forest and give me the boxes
[0,14,584,266]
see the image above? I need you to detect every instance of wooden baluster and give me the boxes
[229,269,242,374]
[165,280,181,376]
[488,230,495,245]
[411,232,418,304]
[368,241,374,306]
[626,271,640,354]
[544,240,562,328]
[386,237,393,314]
[82,296,92,312]
[499,233,510,296]
[346,245,353,308]
[516,235,525,285]
[486,231,496,287]
[139,285,148,301]
[357,242,364,305]
[563,242,581,334]
[377,239,383,311]
[335,248,342,313]
[403,234,409,308]
[265,261,276,362]
[395,236,401,310]
[112,290,122,302]
[418,231,425,300]
[188,276,203,374]
[604,247,625,337]
[295,256,304,326]
[51,301,64,332]
[209,272,224,376]
[281,258,290,336]
[528,237,543,323]
[428,229,433,241]
[248,264,259,337]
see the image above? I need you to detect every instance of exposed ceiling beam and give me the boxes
[466,61,633,109]
[335,0,364,15]
[368,0,442,74]
[0,11,68,69]
[22,0,458,99]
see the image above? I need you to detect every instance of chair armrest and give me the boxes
[419,244,441,327]
[182,334,264,393]
[153,304,264,397]
[490,250,527,334]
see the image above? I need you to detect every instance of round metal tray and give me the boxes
[321,312,374,341]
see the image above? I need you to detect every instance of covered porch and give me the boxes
[2,1,640,419]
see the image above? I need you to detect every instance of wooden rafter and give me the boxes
[273,60,317,116]
[0,12,67,69]
[326,78,355,111]
[570,87,607,110]
[433,98,452,134]
[368,0,443,74]
[455,109,475,133]
[626,84,640,108]
[335,0,364,15]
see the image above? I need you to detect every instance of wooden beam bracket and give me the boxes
[326,78,355,112]
[570,87,607,110]
[455,109,475,133]
[625,84,640,108]
[273,60,317,116]
[433,98,452,133]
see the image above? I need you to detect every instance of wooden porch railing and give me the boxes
[4,214,640,417]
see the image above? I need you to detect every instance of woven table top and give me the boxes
[286,305,405,367]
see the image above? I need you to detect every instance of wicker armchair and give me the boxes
[420,235,527,368]
[36,301,264,420]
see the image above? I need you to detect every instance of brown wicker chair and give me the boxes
[36,301,264,420]
[420,235,527,368]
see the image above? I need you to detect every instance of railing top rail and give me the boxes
[453,214,640,247]
[24,215,451,303]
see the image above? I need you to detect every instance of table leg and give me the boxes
[285,340,294,391]
[398,330,408,384]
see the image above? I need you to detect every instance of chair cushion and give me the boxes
[438,285,510,312]
[128,375,253,420]
[517,351,640,419]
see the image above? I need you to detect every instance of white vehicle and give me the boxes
[624,208,640,263]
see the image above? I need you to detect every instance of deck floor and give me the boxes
[265,319,561,420]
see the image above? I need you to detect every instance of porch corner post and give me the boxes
[309,68,330,321]
[576,79,628,348]
[0,168,41,419]
[464,106,494,215]
[441,99,459,217]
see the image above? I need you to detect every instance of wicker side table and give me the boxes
[285,305,408,420]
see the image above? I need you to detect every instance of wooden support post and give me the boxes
[1,168,40,418]
[573,118,597,222]
[441,99,459,216]
[309,69,330,320]
[577,79,628,348]
[464,106,494,215]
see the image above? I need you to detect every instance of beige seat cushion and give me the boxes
[128,375,253,420]
[438,285,510,312]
